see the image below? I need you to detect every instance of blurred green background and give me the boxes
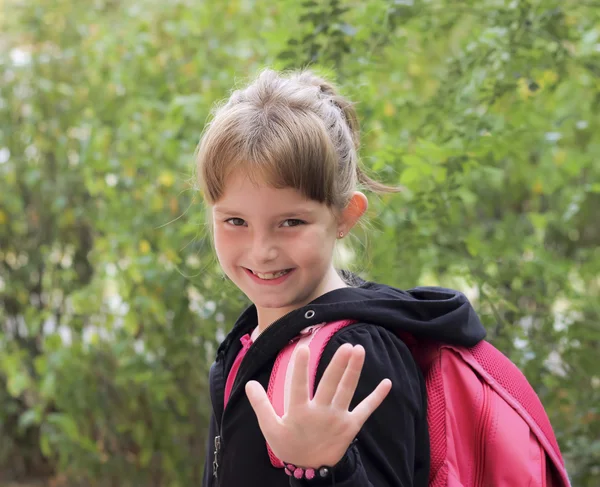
[0,0,599,485]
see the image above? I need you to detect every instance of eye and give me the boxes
[225,218,246,227]
[282,219,306,227]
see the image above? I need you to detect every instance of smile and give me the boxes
[250,268,292,280]
[243,267,295,283]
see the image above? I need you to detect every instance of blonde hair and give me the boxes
[196,69,400,210]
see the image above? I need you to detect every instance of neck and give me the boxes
[254,267,347,338]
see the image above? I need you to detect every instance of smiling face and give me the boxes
[212,170,351,329]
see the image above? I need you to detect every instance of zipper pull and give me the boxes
[212,435,221,479]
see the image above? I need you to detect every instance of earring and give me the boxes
[338,231,344,238]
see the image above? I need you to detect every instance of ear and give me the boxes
[338,192,368,236]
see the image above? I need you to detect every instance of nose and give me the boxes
[250,230,278,264]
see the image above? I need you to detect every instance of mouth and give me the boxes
[244,268,293,281]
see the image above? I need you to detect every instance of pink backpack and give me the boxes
[267,320,571,486]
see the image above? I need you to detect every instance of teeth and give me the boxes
[252,269,289,280]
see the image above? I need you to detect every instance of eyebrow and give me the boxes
[213,207,316,218]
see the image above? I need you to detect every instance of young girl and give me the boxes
[198,69,486,486]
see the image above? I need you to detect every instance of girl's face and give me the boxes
[212,170,355,327]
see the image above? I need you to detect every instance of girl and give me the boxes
[198,69,486,486]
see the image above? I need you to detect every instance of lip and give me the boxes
[243,267,295,286]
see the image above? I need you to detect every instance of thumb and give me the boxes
[245,380,280,436]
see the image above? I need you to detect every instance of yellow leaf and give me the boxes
[408,62,422,77]
[565,15,577,26]
[165,249,180,264]
[158,171,175,187]
[538,70,558,89]
[139,240,151,254]
[532,181,544,195]
[543,70,558,84]
[553,149,567,166]
[383,101,396,117]
[227,0,239,15]
[0,210,6,225]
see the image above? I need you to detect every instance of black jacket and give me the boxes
[202,281,486,487]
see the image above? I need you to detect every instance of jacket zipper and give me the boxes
[210,356,227,486]
[475,382,492,486]
[212,434,221,483]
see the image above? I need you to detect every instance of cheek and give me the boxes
[294,227,336,265]
[213,227,236,264]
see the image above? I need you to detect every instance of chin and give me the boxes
[252,297,293,309]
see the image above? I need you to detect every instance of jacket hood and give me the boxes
[216,278,486,361]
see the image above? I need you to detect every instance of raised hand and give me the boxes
[245,343,392,469]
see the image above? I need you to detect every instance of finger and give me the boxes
[246,380,281,436]
[287,345,310,411]
[350,378,393,427]
[313,343,353,406]
[332,345,366,410]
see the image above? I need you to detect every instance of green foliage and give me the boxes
[0,0,598,485]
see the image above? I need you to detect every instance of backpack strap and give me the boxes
[266,319,357,468]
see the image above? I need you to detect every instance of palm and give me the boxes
[245,344,392,469]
